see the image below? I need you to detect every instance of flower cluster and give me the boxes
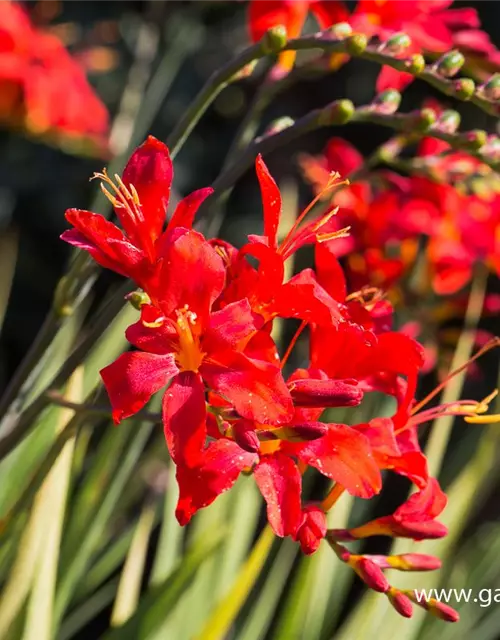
[248,0,500,89]
[299,133,500,296]
[61,137,499,621]
[0,0,108,147]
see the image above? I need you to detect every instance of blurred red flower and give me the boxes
[0,0,109,146]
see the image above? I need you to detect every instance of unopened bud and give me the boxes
[453,77,475,100]
[435,50,465,77]
[460,129,487,150]
[436,109,461,134]
[411,107,437,132]
[264,116,295,137]
[320,99,355,125]
[482,73,500,101]
[382,32,412,55]
[352,557,390,593]
[126,290,151,310]
[406,590,460,622]
[295,505,327,555]
[328,22,352,40]
[372,89,402,115]
[290,378,363,408]
[346,33,368,56]
[481,135,500,161]
[388,588,414,618]
[405,53,425,75]
[369,553,442,571]
[232,420,260,453]
[272,422,329,442]
[261,25,287,54]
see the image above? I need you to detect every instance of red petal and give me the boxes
[376,65,414,92]
[62,209,147,279]
[167,187,214,232]
[254,452,303,537]
[157,229,225,323]
[315,240,347,301]
[272,269,342,326]
[100,351,178,423]
[163,371,207,466]
[248,0,309,42]
[201,352,293,424]
[121,136,173,246]
[255,154,282,249]
[125,305,177,354]
[290,377,363,407]
[176,439,257,525]
[311,1,350,29]
[324,137,363,175]
[295,425,382,498]
[394,478,447,522]
[203,299,258,354]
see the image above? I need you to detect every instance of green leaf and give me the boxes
[102,531,224,640]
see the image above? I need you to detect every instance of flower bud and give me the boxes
[387,588,413,618]
[453,78,475,100]
[351,557,390,593]
[382,32,412,55]
[328,22,352,40]
[482,73,500,101]
[406,590,460,622]
[261,25,287,54]
[435,50,465,77]
[126,290,151,310]
[460,129,487,150]
[481,135,500,161]
[405,53,425,75]
[346,34,368,56]
[320,99,355,125]
[263,116,295,137]
[295,505,327,554]
[368,553,442,571]
[290,378,363,408]
[271,422,329,442]
[231,420,260,453]
[371,89,402,115]
[436,109,461,134]
[407,107,436,133]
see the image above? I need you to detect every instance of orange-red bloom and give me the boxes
[0,0,108,146]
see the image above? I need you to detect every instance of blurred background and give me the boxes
[0,2,499,639]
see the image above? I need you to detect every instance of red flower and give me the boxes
[100,228,293,466]
[330,478,448,541]
[247,0,347,76]
[0,0,109,146]
[61,136,213,297]
[217,155,346,326]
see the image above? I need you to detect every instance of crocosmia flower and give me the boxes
[0,0,109,147]
[62,137,500,623]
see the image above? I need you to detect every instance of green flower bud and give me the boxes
[126,290,151,310]
[264,116,295,136]
[372,89,402,115]
[411,107,437,132]
[346,33,368,56]
[460,129,487,150]
[320,99,355,125]
[261,25,287,54]
[437,109,461,134]
[453,78,475,100]
[329,22,352,40]
[405,53,425,75]
[482,73,500,101]
[382,32,412,55]
[435,50,465,78]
